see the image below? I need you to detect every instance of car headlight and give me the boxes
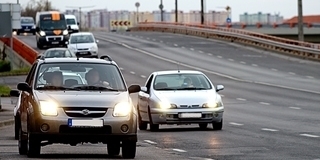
[203,101,223,108]
[39,101,58,116]
[113,102,132,117]
[90,46,97,51]
[63,30,68,35]
[158,101,177,109]
[39,31,46,36]
[32,25,35,29]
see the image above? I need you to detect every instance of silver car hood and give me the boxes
[154,90,217,105]
[34,90,130,108]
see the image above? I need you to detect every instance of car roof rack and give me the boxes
[100,55,113,61]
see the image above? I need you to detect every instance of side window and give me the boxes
[25,63,37,85]
[145,74,154,91]
[65,51,71,57]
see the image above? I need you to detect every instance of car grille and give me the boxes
[59,125,112,134]
[63,107,107,118]
[48,37,62,41]
[77,48,89,51]
[22,26,32,29]
[179,105,201,108]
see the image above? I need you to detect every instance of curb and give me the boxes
[0,119,14,128]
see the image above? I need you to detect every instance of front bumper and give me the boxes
[71,49,98,57]
[150,107,224,124]
[38,35,69,46]
[17,28,35,33]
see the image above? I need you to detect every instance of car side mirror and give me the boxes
[10,89,20,97]
[77,22,80,25]
[216,85,224,92]
[140,86,147,93]
[96,40,99,43]
[128,84,141,94]
[35,27,40,32]
[17,82,31,92]
[68,26,71,30]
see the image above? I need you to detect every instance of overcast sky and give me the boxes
[6,0,319,21]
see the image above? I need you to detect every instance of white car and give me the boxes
[66,32,99,57]
[137,70,225,131]
[65,15,79,34]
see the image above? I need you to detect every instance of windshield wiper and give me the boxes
[36,86,78,90]
[156,88,176,90]
[72,85,119,91]
[176,87,208,90]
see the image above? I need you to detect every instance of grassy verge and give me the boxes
[0,67,30,77]
[0,85,11,97]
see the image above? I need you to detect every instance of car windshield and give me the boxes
[34,63,126,91]
[21,18,34,24]
[153,73,212,90]
[70,35,94,44]
[44,50,74,58]
[66,18,76,25]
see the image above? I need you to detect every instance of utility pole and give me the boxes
[200,0,204,24]
[175,0,178,22]
[160,0,164,22]
[66,5,94,31]
[46,0,49,11]
[297,0,304,41]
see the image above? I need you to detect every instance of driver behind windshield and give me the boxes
[47,71,63,86]
[182,77,194,87]
[85,69,109,86]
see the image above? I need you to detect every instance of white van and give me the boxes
[65,15,79,34]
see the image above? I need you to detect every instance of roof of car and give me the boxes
[45,48,69,51]
[36,57,116,65]
[153,70,204,75]
[70,32,93,36]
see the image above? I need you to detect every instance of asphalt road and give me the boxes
[4,33,320,159]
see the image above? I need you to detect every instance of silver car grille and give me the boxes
[63,107,107,118]
[179,105,201,108]
[77,48,89,51]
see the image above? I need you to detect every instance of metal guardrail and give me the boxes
[129,22,320,61]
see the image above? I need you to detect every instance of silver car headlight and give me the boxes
[203,101,223,108]
[39,31,46,36]
[39,101,58,116]
[63,30,68,35]
[113,102,132,117]
[158,101,177,109]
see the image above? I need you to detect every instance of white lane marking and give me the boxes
[189,157,215,160]
[289,106,301,110]
[119,67,124,70]
[252,64,258,67]
[181,46,185,48]
[259,102,270,105]
[236,98,246,101]
[130,71,135,74]
[229,122,244,126]
[228,58,234,61]
[271,68,278,71]
[261,128,278,132]
[98,37,320,95]
[140,36,143,38]
[289,72,296,75]
[144,140,157,144]
[300,134,319,138]
[217,56,222,58]
[190,48,194,51]
[172,149,187,152]
[199,50,203,53]
[207,53,212,56]
[174,44,178,46]
[240,61,246,64]
[146,37,150,40]
[152,39,156,41]
[160,41,163,43]
[140,75,146,78]
[306,76,314,79]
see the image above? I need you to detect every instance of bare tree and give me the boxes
[21,0,60,19]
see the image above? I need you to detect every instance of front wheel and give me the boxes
[122,141,136,159]
[107,141,120,156]
[138,107,147,130]
[18,128,27,155]
[212,119,223,130]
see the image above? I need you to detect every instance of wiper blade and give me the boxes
[177,87,208,90]
[36,86,77,90]
[156,88,175,90]
[73,85,119,91]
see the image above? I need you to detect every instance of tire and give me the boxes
[107,141,120,156]
[27,125,41,157]
[138,107,147,130]
[37,42,43,50]
[212,119,223,130]
[32,32,36,35]
[14,116,19,140]
[18,128,27,155]
[122,141,136,159]
[198,123,208,130]
[147,106,159,131]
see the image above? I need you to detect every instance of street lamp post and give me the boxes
[66,5,94,31]
[297,0,304,41]
[159,0,164,22]
[135,2,140,24]
[200,0,204,24]
[175,0,178,22]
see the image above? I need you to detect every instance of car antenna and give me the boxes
[177,62,180,73]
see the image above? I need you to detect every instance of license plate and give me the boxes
[68,119,103,127]
[52,42,59,44]
[179,113,202,118]
[24,29,30,31]
[79,52,88,54]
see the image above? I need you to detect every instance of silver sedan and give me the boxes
[137,70,225,131]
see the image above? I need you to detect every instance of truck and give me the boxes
[65,15,80,34]
[35,11,71,49]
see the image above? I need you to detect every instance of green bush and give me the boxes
[0,67,30,76]
[0,85,11,97]
[0,61,11,72]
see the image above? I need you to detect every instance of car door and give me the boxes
[20,63,37,133]
[138,74,153,121]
